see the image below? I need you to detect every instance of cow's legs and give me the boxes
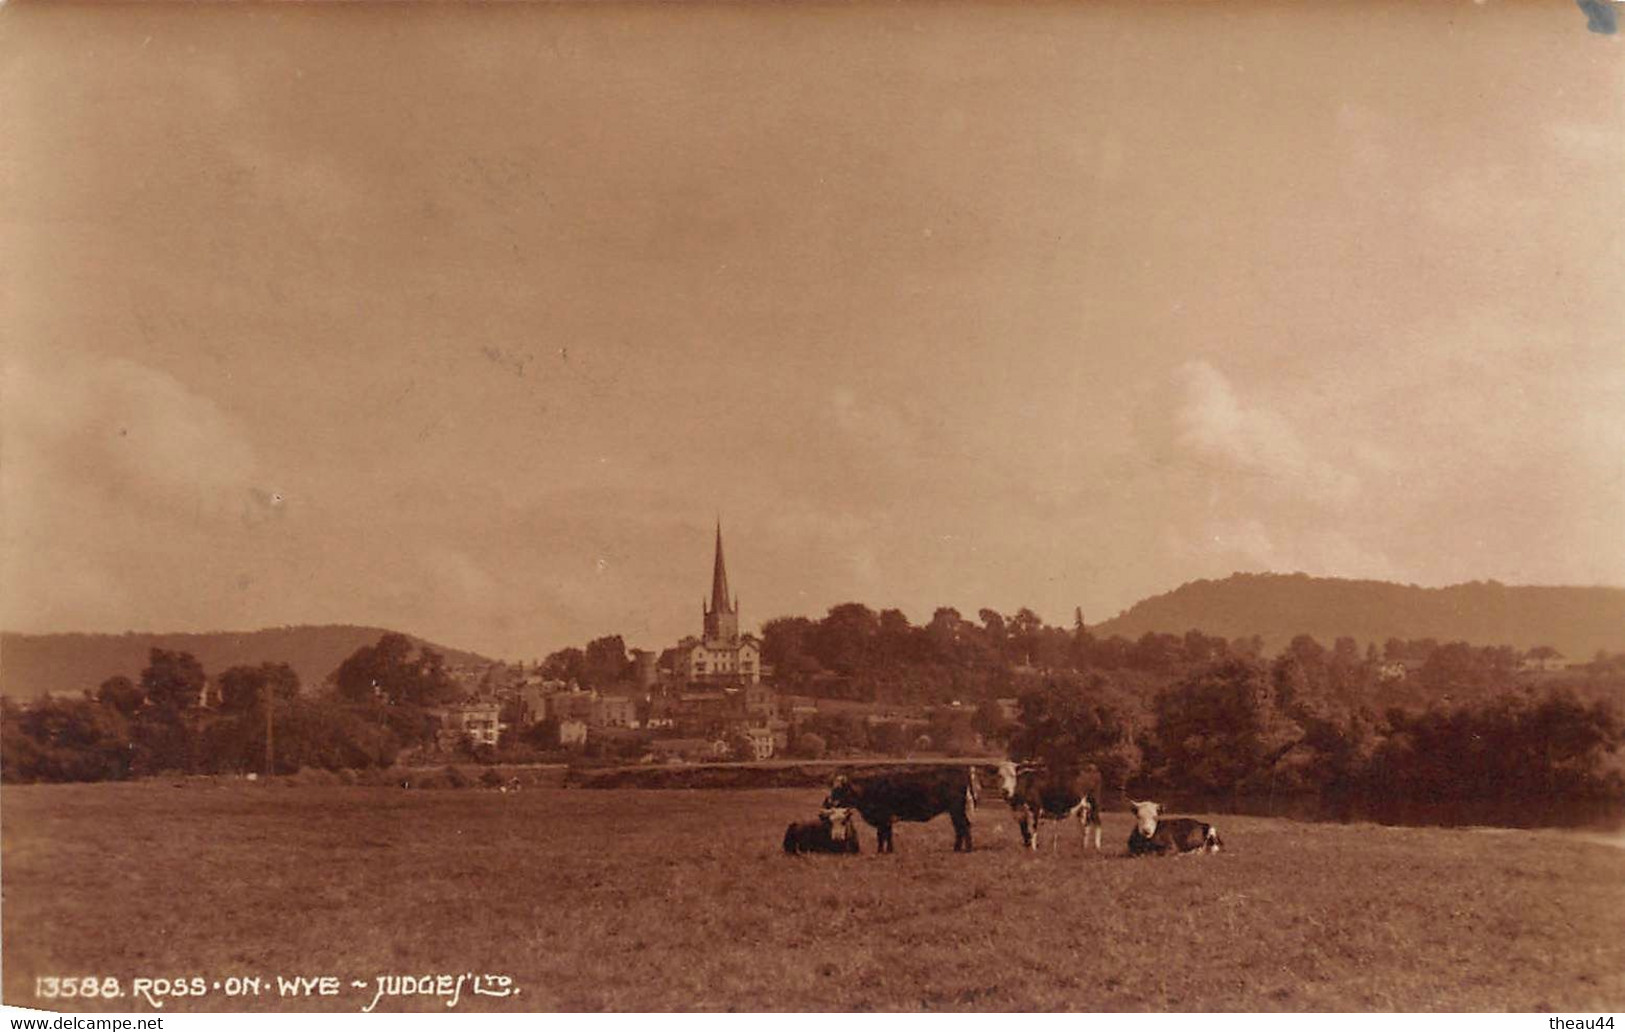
[951,808,973,852]
[1076,805,1102,851]
[876,820,894,854]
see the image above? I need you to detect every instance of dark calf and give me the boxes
[783,807,861,855]
[1126,800,1223,856]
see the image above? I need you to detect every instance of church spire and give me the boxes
[710,520,733,616]
[700,518,742,650]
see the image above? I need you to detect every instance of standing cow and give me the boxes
[1126,799,1223,856]
[823,767,981,853]
[995,760,1103,852]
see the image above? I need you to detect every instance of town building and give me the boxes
[435,700,502,750]
[593,694,639,728]
[629,649,660,688]
[739,726,776,760]
[546,688,599,723]
[1519,651,1566,673]
[515,683,570,726]
[642,697,678,731]
[558,719,588,748]
[649,738,729,763]
[734,681,787,753]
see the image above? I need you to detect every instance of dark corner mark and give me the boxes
[1576,0,1617,35]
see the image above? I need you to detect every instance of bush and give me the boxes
[494,742,548,765]
[793,732,826,759]
[2,699,132,783]
[867,722,906,756]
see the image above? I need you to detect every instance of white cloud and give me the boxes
[1,353,270,631]
[2,353,259,517]
[1114,359,1403,588]
[1129,309,1625,594]
[1169,359,1361,506]
[1180,518,1402,584]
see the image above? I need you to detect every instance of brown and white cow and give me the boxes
[996,760,1103,851]
[1126,799,1223,856]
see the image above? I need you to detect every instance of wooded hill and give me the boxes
[0,626,494,701]
[1089,574,1625,661]
[6,574,1623,703]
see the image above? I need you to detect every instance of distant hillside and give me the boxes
[1090,574,1625,660]
[0,626,495,701]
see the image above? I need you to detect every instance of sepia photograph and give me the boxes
[2,0,1623,1017]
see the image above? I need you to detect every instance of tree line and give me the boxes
[756,601,1623,708]
[5,612,1622,815]
[1,634,464,783]
[763,605,1622,807]
[513,602,1625,810]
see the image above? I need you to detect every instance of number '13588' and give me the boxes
[35,976,125,999]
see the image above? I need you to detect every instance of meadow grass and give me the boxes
[2,782,1622,1012]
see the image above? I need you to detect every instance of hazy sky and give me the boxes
[3,2,1621,660]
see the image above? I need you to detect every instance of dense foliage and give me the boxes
[1,626,494,704]
[3,643,432,782]
[5,621,1622,819]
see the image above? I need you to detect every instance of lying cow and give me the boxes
[783,807,861,855]
[1126,799,1223,856]
[996,760,1102,852]
[823,767,980,853]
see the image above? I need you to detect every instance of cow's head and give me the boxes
[824,774,857,810]
[995,760,1019,798]
[820,806,856,841]
[1128,799,1161,836]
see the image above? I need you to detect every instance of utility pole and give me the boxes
[264,685,275,779]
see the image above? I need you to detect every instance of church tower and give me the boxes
[702,522,740,646]
[675,519,762,685]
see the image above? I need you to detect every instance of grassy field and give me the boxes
[3,782,1623,1012]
